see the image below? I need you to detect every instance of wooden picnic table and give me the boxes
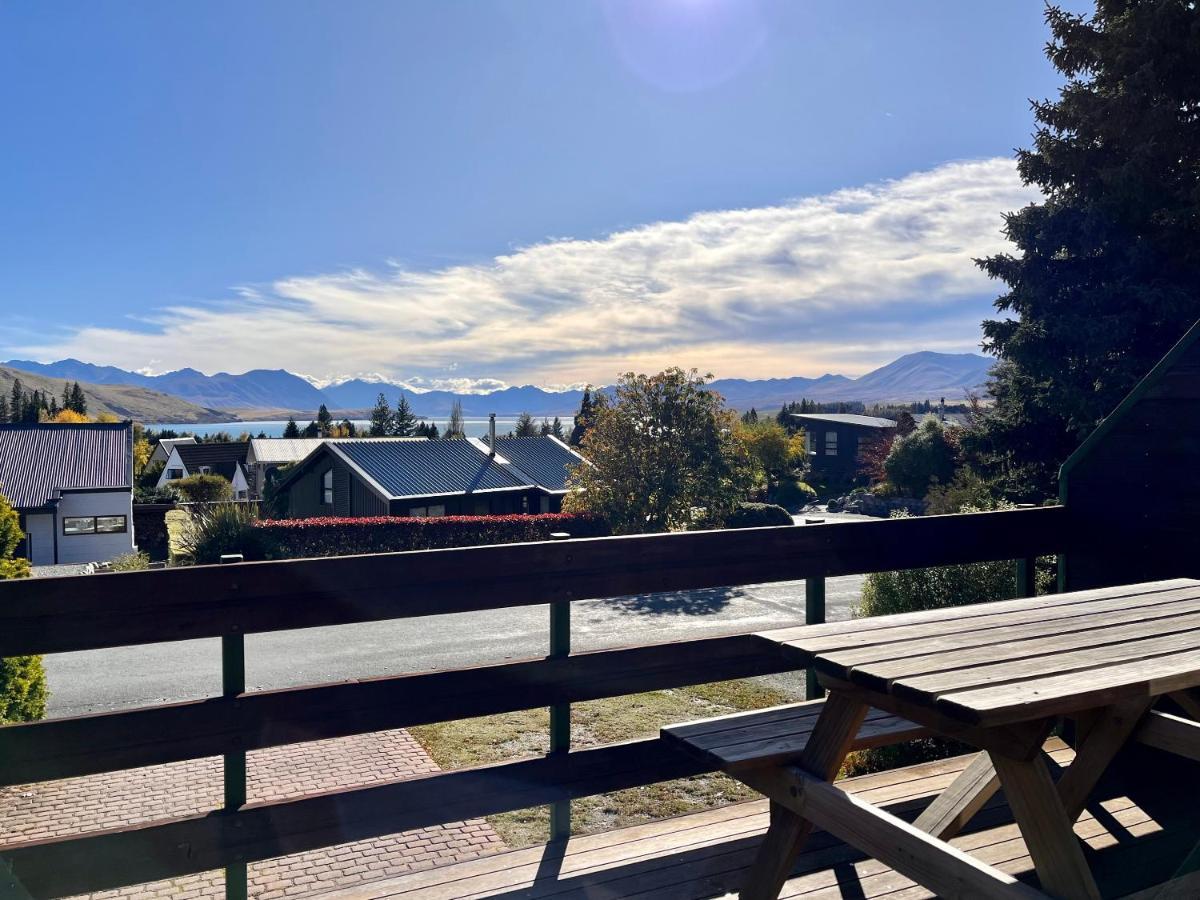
[692,578,1200,900]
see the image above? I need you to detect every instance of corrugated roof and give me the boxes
[331,438,530,499]
[489,436,583,492]
[0,423,132,510]
[790,413,897,428]
[248,438,328,465]
[175,441,250,482]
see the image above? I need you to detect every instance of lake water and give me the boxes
[147,417,574,439]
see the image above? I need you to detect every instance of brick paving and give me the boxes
[0,728,505,899]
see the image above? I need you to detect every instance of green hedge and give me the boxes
[723,502,794,529]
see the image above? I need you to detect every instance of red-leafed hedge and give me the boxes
[250,512,609,559]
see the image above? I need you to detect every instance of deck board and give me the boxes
[313,739,1200,899]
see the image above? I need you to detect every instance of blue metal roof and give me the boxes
[332,438,530,498]
[0,423,132,510]
[490,436,582,492]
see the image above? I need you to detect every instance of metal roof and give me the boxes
[175,441,250,482]
[247,438,328,465]
[790,413,897,429]
[488,436,583,493]
[0,423,132,510]
[330,438,531,499]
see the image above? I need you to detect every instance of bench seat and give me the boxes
[661,698,928,772]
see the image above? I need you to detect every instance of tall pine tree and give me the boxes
[969,1,1200,499]
[283,417,301,438]
[368,393,392,437]
[569,388,593,446]
[391,394,418,437]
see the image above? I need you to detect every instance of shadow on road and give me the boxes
[602,586,738,616]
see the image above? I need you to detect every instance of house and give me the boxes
[790,412,896,475]
[0,422,135,565]
[147,435,196,466]
[245,437,328,498]
[275,433,584,518]
[156,440,251,499]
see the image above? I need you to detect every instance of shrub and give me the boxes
[770,479,817,509]
[0,491,46,723]
[176,502,264,565]
[174,473,233,503]
[108,551,151,571]
[251,513,610,560]
[883,419,956,498]
[723,502,794,529]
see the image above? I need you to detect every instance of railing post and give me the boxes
[805,575,826,699]
[220,554,248,900]
[1014,506,1038,599]
[548,533,571,842]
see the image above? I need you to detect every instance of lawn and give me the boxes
[410,678,794,847]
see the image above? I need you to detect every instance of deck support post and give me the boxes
[804,577,825,700]
[221,556,248,900]
[1015,555,1037,599]
[549,533,572,842]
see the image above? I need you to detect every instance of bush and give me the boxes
[883,419,956,498]
[251,513,610,560]
[174,473,233,503]
[770,479,818,509]
[176,502,263,565]
[0,491,46,723]
[723,502,794,529]
[108,551,151,571]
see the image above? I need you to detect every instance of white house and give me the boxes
[148,435,197,466]
[156,440,251,499]
[0,422,136,566]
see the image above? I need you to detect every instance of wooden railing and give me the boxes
[0,506,1069,899]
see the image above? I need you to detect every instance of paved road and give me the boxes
[43,513,872,718]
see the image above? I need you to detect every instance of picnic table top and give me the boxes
[755,577,1200,728]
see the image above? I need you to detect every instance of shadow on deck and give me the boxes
[316,740,1200,900]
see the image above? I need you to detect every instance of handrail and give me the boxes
[0,506,1070,899]
[0,506,1068,657]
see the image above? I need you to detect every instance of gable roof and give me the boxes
[790,413,897,429]
[175,441,250,482]
[0,422,132,510]
[487,436,584,493]
[247,438,329,466]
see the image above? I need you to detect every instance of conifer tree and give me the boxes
[68,382,88,415]
[569,388,593,446]
[969,1,1200,499]
[550,416,565,440]
[315,404,333,437]
[514,411,538,437]
[368,393,392,437]
[283,417,301,438]
[391,394,418,437]
[0,395,8,424]
[10,379,24,422]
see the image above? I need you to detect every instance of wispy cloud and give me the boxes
[10,158,1036,385]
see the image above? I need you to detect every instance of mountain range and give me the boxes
[2,351,994,421]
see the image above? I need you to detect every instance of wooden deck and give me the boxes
[312,740,1200,899]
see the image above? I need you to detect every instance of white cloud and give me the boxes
[11,158,1036,384]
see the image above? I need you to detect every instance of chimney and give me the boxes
[939,396,946,423]
[488,413,496,455]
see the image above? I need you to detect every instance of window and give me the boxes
[166,468,184,480]
[825,431,838,456]
[409,504,445,518]
[198,465,212,475]
[321,469,334,505]
[427,504,445,518]
[408,506,427,518]
[63,515,127,535]
[63,517,96,535]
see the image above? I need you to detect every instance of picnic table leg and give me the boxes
[989,750,1101,900]
[740,692,869,900]
[1057,698,1152,822]
[913,750,1000,840]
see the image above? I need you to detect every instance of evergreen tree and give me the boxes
[368,393,392,437]
[315,404,334,437]
[444,400,465,439]
[569,388,593,446]
[414,420,440,439]
[61,382,72,413]
[0,395,7,424]
[339,418,357,437]
[391,394,418,437]
[741,407,758,425]
[514,411,538,437]
[48,397,59,417]
[302,420,320,438]
[10,379,24,422]
[550,416,565,440]
[539,418,552,437]
[970,1,1200,499]
[283,417,301,438]
[68,382,87,415]
[25,390,43,423]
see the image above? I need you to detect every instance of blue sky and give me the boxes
[0,1,1089,388]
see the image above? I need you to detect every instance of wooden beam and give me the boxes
[1056,698,1152,821]
[0,506,1069,657]
[989,751,1101,900]
[0,736,709,898]
[746,765,1044,899]
[1134,710,1200,763]
[1168,688,1200,720]
[912,751,1000,840]
[0,634,789,786]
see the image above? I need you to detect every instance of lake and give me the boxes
[147,417,575,439]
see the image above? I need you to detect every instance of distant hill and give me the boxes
[2,350,994,419]
[0,365,234,423]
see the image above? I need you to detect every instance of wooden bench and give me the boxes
[661,698,929,773]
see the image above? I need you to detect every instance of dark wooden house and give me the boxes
[790,413,896,476]
[275,435,584,519]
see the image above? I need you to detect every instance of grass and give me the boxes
[410,678,794,848]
